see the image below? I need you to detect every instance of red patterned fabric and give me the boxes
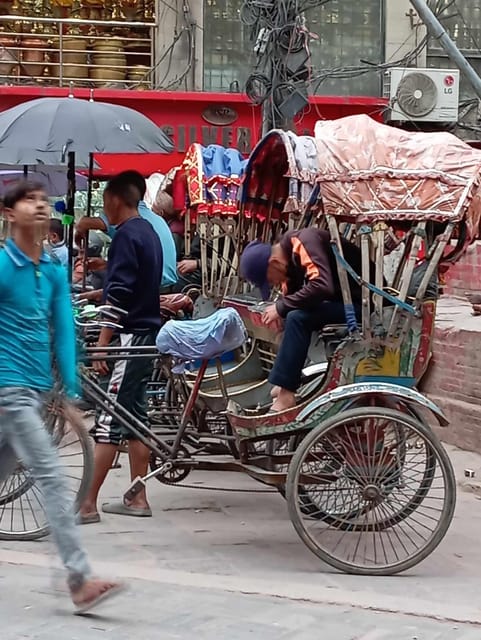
[182,144,204,206]
[172,169,188,213]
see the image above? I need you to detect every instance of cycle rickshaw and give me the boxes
[1,115,479,576]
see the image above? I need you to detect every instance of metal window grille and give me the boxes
[427,0,481,99]
[428,0,481,53]
[308,0,384,96]
[203,0,383,96]
[203,0,252,92]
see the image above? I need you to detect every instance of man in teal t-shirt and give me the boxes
[75,171,178,288]
[0,180,124,612]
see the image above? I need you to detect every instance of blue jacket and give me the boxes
[103,217,163,333]
[101,201,178,287]
[0,239,77,397]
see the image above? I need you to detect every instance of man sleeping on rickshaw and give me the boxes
[240,224,440,413]
[240,227,364,413]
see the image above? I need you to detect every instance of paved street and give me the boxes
[1,442,481,639]
[0,563,478,640]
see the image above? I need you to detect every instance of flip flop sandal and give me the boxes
[101,501,152,517]
[74,582,127,615]
[76,513,101,525]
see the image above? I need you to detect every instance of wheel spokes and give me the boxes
[288,409,454,574]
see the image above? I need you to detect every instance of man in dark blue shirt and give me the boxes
[79,173,163,523]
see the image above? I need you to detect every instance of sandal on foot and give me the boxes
[76,513,101,525]
[101,501,152,517]
[73,582,127,615]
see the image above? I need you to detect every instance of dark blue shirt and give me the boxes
[103,217,163,333]
[100,201,178,287]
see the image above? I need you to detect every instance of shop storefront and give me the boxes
[0,85,387,176]
[0,1,155,88]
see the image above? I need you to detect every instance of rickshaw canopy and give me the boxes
[240,129,318,220]
[171,143,247,217]
[314,115,481,238]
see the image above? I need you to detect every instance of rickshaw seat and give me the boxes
[320,324,349,341]
[156,307,247,363]
[320,324,349,359]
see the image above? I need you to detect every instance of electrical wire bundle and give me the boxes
[243,0,324,127]
[242,0,469,130]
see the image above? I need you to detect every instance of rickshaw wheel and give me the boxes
[0,403,94,541]
[286,407,456,575]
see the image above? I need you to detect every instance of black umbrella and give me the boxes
[0,96,172,166]
[0,96,173,277]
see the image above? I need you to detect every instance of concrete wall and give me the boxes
[384,0,426,66]
[154,0,203,90]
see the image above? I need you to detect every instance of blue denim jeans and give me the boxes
[0,387,91,590]
[269,302,360,392]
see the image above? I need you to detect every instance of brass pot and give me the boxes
[92,38,124,54]
[127,64,150,89]
[53,37,87,64]
[92,52,126,67]
[50,37,88,79]
[119,0,139,21]
[91,48,126,82]
[51,64,89,80]
[0,34,18,76]
[21,37,46,78]
[90,67,126,82]
[124,41,150,67]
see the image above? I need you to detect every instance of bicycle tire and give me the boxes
[286,406,456,576]
[0,406,94,541]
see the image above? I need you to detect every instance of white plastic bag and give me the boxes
[156,307,247,371]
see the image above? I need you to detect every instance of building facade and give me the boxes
[0,1,478,99]
[159,0,481,101]
[157,1,386,94]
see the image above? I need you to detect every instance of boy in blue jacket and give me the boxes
[0,181,123,612]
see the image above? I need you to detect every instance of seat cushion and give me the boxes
[321,324,349,340]
[156,307,247,363]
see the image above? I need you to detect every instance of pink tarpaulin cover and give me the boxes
[315,115,481,236]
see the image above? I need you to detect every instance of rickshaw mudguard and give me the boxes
[296,382,448,427]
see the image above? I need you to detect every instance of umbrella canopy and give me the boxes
[0,97,173,167]
[0,167,89,196]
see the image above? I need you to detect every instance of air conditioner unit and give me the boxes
[388,67,460,122]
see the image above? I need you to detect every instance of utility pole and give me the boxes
[243,0,310,135]
[410,0,481,99]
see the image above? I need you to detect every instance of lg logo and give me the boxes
[444,74,456,94]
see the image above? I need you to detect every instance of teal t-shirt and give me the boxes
[101,201,178,287]
[0,239,77,397]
